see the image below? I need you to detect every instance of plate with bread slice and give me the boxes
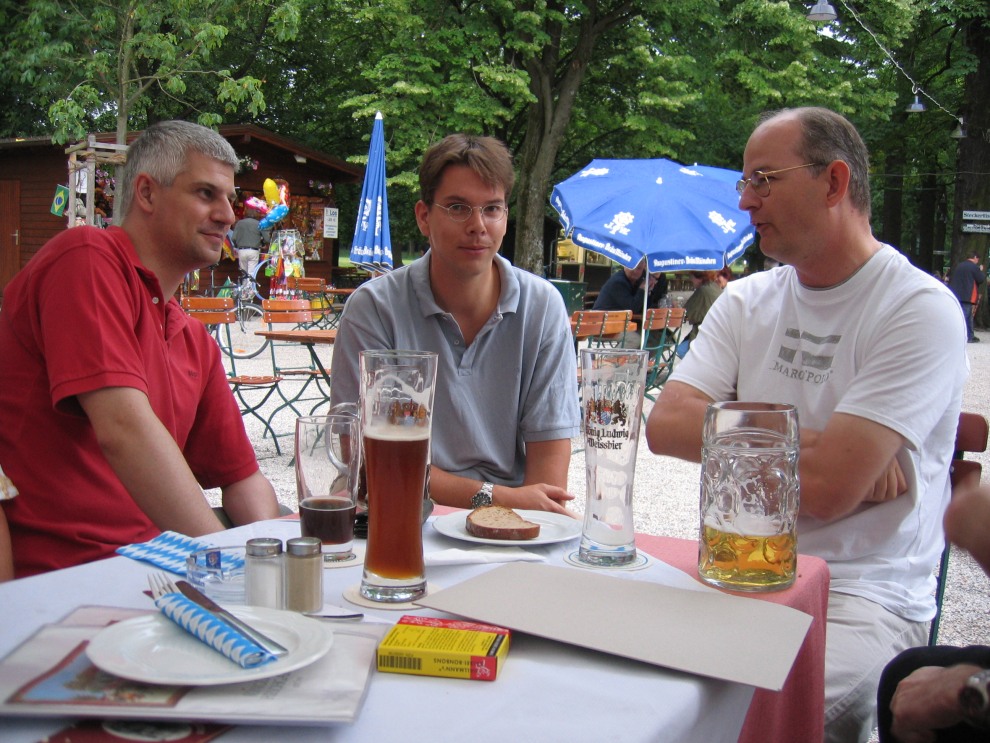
[433,506,582,546]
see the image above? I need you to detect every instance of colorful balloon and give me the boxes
[263,178,280,207]
[244,196,270,215]
[259,203,289,230]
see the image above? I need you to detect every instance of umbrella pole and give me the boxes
[641,277,649,350]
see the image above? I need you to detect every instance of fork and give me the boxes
[148,572,289,656]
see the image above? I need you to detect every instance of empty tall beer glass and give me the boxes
[578,348,649,566]
[699,402,800,592]
[358,350,437,603]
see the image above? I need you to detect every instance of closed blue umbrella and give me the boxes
[349,112,393,272]
[550,158,755,275]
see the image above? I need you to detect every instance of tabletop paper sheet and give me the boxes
[417,562,812,691]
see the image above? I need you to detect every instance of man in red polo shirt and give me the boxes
[0,121,279,579]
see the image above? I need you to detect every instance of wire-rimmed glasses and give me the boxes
[432,202,508,223]
[735,163,826,198]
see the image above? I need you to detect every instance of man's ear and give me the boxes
[414,200,431,238]
[131,173,157,215]
[823,160,851,207]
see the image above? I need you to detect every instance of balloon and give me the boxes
[259,203,289,230]
[263,178,280,207]
[277,181,290,205]
[244,196,270,215]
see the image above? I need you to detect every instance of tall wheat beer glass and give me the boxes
[578,348,649,566]
[698,402,800,592]
[358,350,437,602]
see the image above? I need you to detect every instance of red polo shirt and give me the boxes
[0,226,259,576]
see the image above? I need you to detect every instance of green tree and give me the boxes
[2,0,304,144]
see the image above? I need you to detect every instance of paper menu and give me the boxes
[0,606,384,726]
[416,562,812,691]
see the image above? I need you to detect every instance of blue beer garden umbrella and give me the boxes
[348,112,393,272]
[550,158,755,275]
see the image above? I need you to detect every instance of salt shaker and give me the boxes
[245,537,284,609]
[285,536,323,613]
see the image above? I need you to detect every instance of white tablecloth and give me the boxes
[0,518,753,742]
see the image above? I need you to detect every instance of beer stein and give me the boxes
[698,402,800,591]
[578,348,649,566]
[358,350,438,602]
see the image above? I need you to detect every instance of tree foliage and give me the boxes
[0,0,985,277]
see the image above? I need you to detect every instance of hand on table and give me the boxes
[494,483,577,517]
[889,664,981,743]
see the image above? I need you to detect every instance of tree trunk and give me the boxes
[511,1,634,275]
[952,16,990,328]
[916,170,936,272]
[881,145,904,251]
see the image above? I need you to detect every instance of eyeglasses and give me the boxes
[735,163,825,198]
[432,202,508,223]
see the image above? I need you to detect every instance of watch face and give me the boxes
[471,491,492,509]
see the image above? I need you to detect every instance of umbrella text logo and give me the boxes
[580,167,609,177]
[708,211,738,235]
[604,212,634,236]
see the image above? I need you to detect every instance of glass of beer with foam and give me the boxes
[698,402,800,592]
[358,350,438,602]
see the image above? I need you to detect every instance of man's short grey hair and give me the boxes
[116,120,238,220]
[758,107,872,218]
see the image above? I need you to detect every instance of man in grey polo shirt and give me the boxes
[330,134,580,512]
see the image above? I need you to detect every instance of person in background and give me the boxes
[593,259,667,348]
[0,120,279,578]
[878,486,990,742]
[676,270,723,358]
[330,133,580,513]
[232,207,265,283]
[947,253,985,343]
[646,106,967,742]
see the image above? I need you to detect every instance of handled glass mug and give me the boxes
[698,401,800,592]
[358,350,438,603]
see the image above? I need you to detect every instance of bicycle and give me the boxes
[212,259,270,359]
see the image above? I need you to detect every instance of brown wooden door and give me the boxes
[0,180,20,297]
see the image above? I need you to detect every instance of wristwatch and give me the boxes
[471,482,495,509]
[959,668,990,727]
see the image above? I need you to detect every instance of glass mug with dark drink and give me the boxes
[295,414,361,563]
[698,401,800,592]
[358,350,437,603]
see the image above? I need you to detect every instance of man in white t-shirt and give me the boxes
[646,107,968,743]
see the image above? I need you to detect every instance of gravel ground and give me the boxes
[215,320,990,653]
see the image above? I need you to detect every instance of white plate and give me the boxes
[432,509,582,546]
[86,606,333,686]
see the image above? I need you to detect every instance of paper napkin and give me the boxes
[425,547,546,566]
[117,532,243,574]
[154,592,276,669]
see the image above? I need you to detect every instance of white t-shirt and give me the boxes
[672,245,968,621]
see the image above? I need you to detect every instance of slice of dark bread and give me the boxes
[465,505,541,540]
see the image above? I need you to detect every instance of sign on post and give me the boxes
[962,223,990,234]
[323,208,339,239]
[963,211,990,221]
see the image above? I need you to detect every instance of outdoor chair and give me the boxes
[928,411,989,645]
[286,276,339,328]
[181,296,286,454]
[571,310,633,351]
[641,307,686,404]
[261,299,331,440]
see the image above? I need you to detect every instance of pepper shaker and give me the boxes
[245,537,284,609]
[285,536,323,613]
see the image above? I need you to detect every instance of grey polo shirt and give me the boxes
[330,252,580,486]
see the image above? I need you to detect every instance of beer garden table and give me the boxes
[0,513,827,742]
[254,328,337,388]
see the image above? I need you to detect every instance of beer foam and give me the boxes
[364,423,430,441]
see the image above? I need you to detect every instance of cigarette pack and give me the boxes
[377,615,511,681]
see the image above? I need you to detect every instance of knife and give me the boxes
[176,580,290,657]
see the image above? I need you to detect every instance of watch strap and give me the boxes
[470,482,494,509]
[960,668,990,729]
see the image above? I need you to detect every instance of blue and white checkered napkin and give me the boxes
[154,592,276,669]
[117,531,242,574]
